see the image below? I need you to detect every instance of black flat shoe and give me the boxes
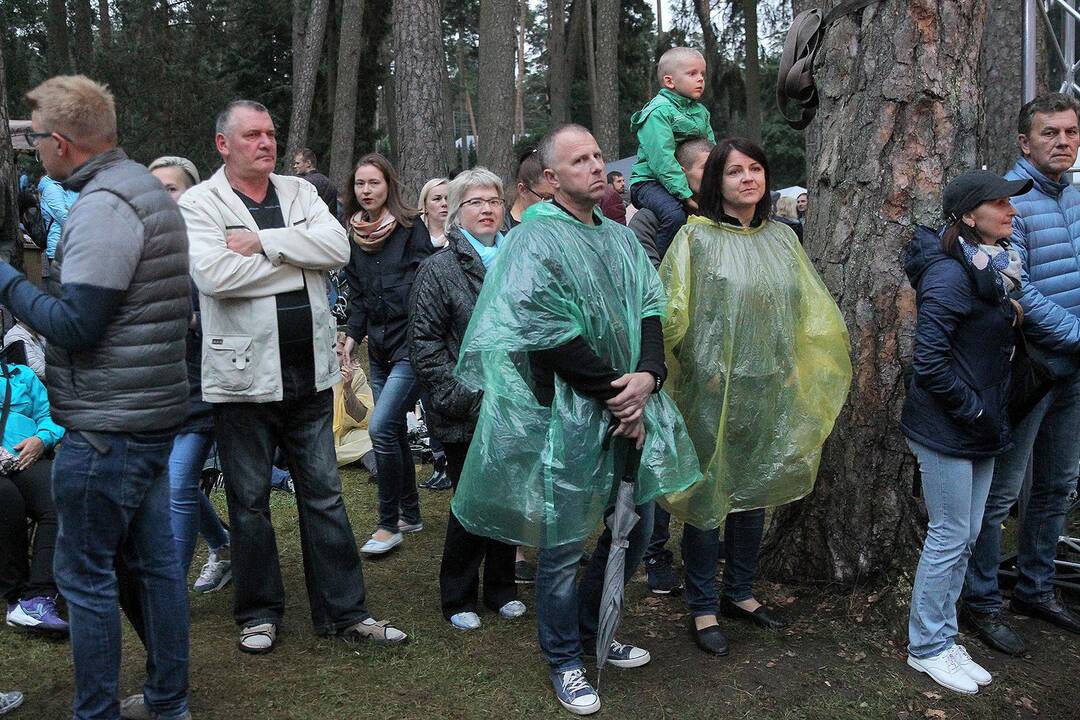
[720,597,785,630]
[1010,594,1080,635]
[959,605,1026,656]
[688,616,729,656]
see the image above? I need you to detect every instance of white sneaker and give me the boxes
[450,611,481,630]
[907,647,979,694]
[499,600,527,620]
[238,622,277,654]
[192,547,232,593]
[951,644,992,686]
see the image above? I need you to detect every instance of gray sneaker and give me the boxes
[192,547,232,594]
[119,694,192,720]
[0,691,23,716]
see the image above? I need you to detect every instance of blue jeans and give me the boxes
[907,439,994,658]
[963,368,1080,612]
[631,181,687,260]
[214,362,370,634]
[52,429,189,720]
[368,357,422,532]
[645,505,672,561]
[168,432,230,576]
[535,500,654,673]
[682,509,766,616]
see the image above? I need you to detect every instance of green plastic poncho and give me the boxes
[657,216,852,530]
[450,202,702,548]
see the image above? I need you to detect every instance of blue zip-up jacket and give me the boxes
[0,363,65,453]
[37,175,78,260]
[900,226,1015,459]
[1005,156,1080,376]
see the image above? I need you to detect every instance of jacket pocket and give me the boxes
[204,334,255,392]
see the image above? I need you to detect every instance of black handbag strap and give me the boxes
[0,362,14,444]
[776,0,884,130]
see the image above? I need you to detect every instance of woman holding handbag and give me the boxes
[901,170,1031,694]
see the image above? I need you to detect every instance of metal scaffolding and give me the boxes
[1023,0,1080,101]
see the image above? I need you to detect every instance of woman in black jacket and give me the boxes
[901,170,1031,694]
[342,153,433,555]
[408,167,524,630]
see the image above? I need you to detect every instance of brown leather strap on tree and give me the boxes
[776,0,883,130]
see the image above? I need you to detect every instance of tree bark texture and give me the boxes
[329,0,365,193]
[0,48,19,266]
[515,0,527,136]
[548,0,569,125]
[286,0,332,168]
[456,36,478,168]
[693,0,720,111]
[325,0,340,128]
[583,0,599,128]
[478,0,518,190]
[393,0,449,203]
[72,0,94,72]
[977,0,1021,174]
[742,0,761,143]
[761,0,989,584]
[593,0,620,159]
[46,0,72,76]
[98,0,112,50]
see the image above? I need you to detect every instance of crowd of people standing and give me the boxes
[2,47,1080,720]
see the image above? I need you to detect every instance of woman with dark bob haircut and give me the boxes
[341,152,433,555]
[657,137,851,656]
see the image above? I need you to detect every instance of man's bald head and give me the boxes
[537,124,607,211]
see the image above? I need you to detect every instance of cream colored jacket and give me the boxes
[179,166,349,402]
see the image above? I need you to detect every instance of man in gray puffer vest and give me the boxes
[0,76,191,720]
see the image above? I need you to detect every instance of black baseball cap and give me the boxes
[943,170,1032,221]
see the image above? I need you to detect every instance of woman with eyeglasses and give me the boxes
[409,167,526,630]
[504,148,555,230]
[342,153,433,555]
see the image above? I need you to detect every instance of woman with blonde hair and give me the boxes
[419,177,450,247]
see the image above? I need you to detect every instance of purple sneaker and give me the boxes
[6,596,69,634]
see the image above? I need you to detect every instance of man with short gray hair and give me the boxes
[0,74,191,720]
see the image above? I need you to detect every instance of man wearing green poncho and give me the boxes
[451,125,701,715]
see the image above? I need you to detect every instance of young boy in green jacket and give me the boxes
[629,47,715,258]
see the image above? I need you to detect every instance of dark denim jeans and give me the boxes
[631,180,687,260]
[682,509,766,616]
[214,365,370,634]
[52,429,189,720]
[535,500,654,673]
[0,459,57,601]
[367,356,422,532]
[963,368,1080,612]
[645,504,672,561]
[168,432,230,576]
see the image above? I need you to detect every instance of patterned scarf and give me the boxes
[960,239,1022,293]
[350,209,398,254]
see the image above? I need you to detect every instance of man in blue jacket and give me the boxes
[962,92,1080,655]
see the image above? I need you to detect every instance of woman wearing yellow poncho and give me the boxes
[659,138,851,655]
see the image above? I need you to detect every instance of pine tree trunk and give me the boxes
[46,0,71,75]
[0,48,19,267]
[329,0,365,193]
[593,0,619,159]
[742,0,761,143]
[761,0,990,584]
[693,0,719,104]
[393,0,449,203]
[286,0,331,166]
[478,0,517,190]
[978,0,1022,174]
[583,0,599,130]
[515,0,527,137]
[325,0,340,133]
[98,0,112,50]
[548,0,568,125]
[72,0,94,72]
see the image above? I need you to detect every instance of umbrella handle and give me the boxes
[601,416,618,451]
[602,416,642,482]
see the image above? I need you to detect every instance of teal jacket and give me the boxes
[629,89,714,200]
[0,363,64,453]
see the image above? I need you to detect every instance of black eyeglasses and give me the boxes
[22,129,71,147]
[525,185,553,202]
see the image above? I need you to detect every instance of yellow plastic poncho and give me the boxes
[658,216,852,530]
[451,202,702,548]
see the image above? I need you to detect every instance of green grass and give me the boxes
[2,467,1079,719]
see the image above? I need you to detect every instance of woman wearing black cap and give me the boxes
[901,169,1032,694]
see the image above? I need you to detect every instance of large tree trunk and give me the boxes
[582,0,599,127]
[0,48,18,266]
[742,0,761,143]
[286,0,332,167]
[393,0,449,203]
[548,0,568,125]
[593,0,619,159]
[325,0,340,131]
[977,0,1022,174]
[98,0,112,50]
[72,0,94,72]
[515,0,527,137]
[46,0,71,75]
[478,0,517,190]
[693,0,719,110]
[761,0,989,583]
[329,0,365,193]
